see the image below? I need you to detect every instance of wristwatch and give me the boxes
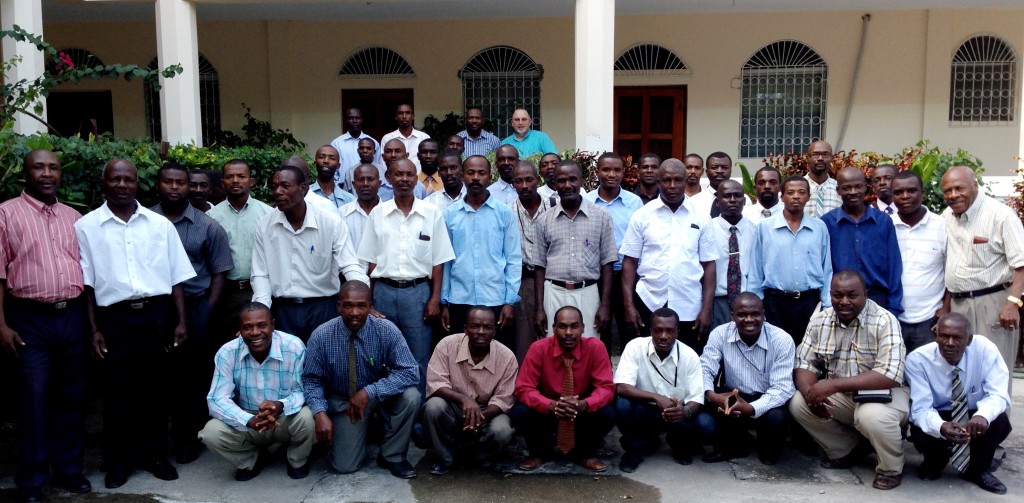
[1007,295,1023,308]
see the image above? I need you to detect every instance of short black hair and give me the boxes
[222,158,251,176]
[598,152,623,163]
[833,269,867,290]
[650,307,680,325]
[238,302,272,320]
[467,306,496,325]
[158,162,189,179]
[892,170,922,189]
[707,151,732,165]
[439,149,462,163]
[685,153,703,164]
[276,165,308,185]
[554,305,583,324]
[782,175,810,192]
[639,152,661,164]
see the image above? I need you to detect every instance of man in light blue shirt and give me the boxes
[379,139,426,201]
[310,145,355,208]
[487,145,520,205]
[500,108,556,158]
[747,176,832,344]
[457,106,501,157]
[583,152,642,353]
[441,155,522,349]
[331,108,383,186]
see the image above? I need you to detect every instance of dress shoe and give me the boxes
[104,468,130,489]
[377,457,417,479]
[580,457,607,472]
[757,449,780,466]
[429,462,451,476]
[235,466,262,482]
[287,462,310,480]
[702,450,746,464]
[618,453,643,473]
[917,458,945,480]
[962,471,1007,495]
[872,473,902,490]
[16,487,43,503]
[517,456,544,471]
[53,473,92,493]
[671,449,693,466]
[175,441,203,465]
[143,459,179,481]
[821,443,872,470]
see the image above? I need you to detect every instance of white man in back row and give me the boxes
[940,165,1024,393]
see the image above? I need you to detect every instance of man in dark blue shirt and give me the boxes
[821,168,903,317]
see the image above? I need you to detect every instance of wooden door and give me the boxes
[613,86,686,162]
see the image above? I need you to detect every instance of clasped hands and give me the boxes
[245,400,284,433]
[549,395,588,420]
[940,416,989,444]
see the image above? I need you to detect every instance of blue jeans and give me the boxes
[373,282,433,397]
[614,396,709,456]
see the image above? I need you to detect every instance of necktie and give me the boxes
[556,355,575,454]
[727,226,741,305]
[761,208,771,218]
[950,367,970,473]
[425,176,436,194]
[814,186,825,217]
[348,336,358,398]
[884,206,894,215]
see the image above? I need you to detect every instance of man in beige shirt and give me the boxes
[421,307,518,475]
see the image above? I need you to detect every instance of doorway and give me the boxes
[613,86,686,163]
[341,88,414,142]
[45,90,114,139]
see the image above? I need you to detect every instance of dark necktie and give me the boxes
[710,196,721,217]
[885,206,894,215]
[348,336,358,398]
[556,355,575,454]
[950,367,970,473]
[727,226,741,305]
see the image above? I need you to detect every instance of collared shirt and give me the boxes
[208,197,273,281]
[634,187,660,205]
[619,197,719,320]
[425,185,466,212]
[457,129,501,157]
[537,185,585,208]
[250,203,368,307]
[149,203,234,296]
[358,198,455,280]
[418,171,444,195]
[804,176,841,219]
[304,189,344,217]
[207,330,306,431]
[381,128,430,172]
[442,196,522,306]
[75,202,196,307]
[943,194,1024,292]
[486,179,519,206]
[302,315,419,414]
[534,201,618,282]
[614,337,704,405]
[500,129,557,158]
[378,179,427,202]
[514,336,614,413]
[310,181,356,208]
[339,200,375,264]
[509,196,552,271]
[875,200,897,215]
[821,206,903,316]
[906,335,1011,439]
[687,186,716,216]
[710,216,756,296]
[583,187,643,271]
[340,161,387,195]
[330,131,383,186]
[0,192,83,302]
[795,300,905,383]
[426,333,519,412]
[700,322,796,418]
[742,200,782,226]
[747,211,833,307]
[893,210,947,324]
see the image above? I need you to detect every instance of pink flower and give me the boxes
[57,52,74,70]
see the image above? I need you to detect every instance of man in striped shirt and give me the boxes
[941,165,1024,391]
[199,303,314,481]
[0,149,91,501]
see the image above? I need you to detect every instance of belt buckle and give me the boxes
[130,301,145,309]
[292,297,305,304]
[54,301,67,309]
[789,290,801,299]
[396,279,412,288]
[237,280,250,290]
[564,281,578,290]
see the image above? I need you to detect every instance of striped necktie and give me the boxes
[950,367,970,473]
[814,185,825,217]
[556,355,575,454]
[727,226,741,305]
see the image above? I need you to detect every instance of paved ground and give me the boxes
[1,377,1021,503]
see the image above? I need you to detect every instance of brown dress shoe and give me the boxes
[518,456,544,471]
[580,457,607,472]
[872,473,902,490]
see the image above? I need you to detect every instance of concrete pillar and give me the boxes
[155,0,202,146]
[574,0,615,153]
[1,0,46,134]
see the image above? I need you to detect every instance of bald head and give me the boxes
[941,165,980,215]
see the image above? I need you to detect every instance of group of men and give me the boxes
[1,105,1020,501]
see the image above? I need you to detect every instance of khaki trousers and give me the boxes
[198,406,315,470]
[789,387,909,476]
[951,288,1019,393]
[542,282,600,338]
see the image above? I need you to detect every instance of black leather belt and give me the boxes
[8,295,80,311]
[521,266,534,279]
[273,296,333,305]
[548,279,597,290]
[764,288,819,300]
[108,295,169,310]
[378,277,428,289]
[950,282,1012,299]
[227,279,251,291]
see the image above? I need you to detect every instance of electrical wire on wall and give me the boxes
[835,13,871,151]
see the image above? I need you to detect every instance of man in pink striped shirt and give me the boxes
[0,149,90,502]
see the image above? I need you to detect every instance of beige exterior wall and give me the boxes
[36,8,1024,175]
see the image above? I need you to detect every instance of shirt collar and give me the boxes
[835,205,885,225]
[645,338,680,364]
[19,191,58,213]
[453,192,500,212]
[242,331,285,364]
[726,323,769,350]
[341,201,374,217]
[555,200,593,219]
[454,334,498,374]
[769,211,811,231]
[549,337,581,360]
[960,194,986,221]
[382,197,429,217]
[270,203,319,231]
[98,200,144,224]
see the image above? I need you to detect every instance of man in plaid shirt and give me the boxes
[199,303,314,481]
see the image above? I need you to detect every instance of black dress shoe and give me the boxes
[619,453,643,473]
[143,459,179,481]
[963,471,1007,495]
[104,468,130,489]
[235,465,262,482]
[175,441,203,465]
[429,462,450,476]
[671,449,692,466]
[287,462,310,480]
[16,487,43,503]
[53,473,92,493]
[377,457,417,479]
[702,450,742,464]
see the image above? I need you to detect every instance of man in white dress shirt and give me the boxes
[741,167,782,225]
[381,103,430,172]
[709,180,756,330]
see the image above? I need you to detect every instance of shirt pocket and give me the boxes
[306,248,333,274]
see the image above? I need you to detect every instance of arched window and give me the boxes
[739,40,827,158]
[950,35,1017,125]
[48,47,104,72]
[614,43,690,77]
[338,47,415,79]
[459,46,542,139]
[144,53,221,146]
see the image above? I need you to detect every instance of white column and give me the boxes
[1,0,46,134]
[574,0,615,153]
[155,0,201,146]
